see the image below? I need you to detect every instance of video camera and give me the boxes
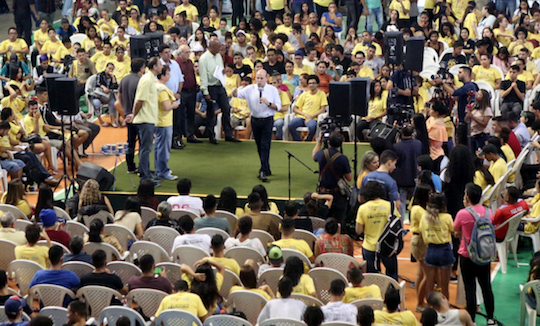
[387,87,414,125]
[319,116,340,146]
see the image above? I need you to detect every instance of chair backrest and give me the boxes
[144,226,180,253]
[248,230,275,250]
[423,47,439,66]
[70,33,88,44]
[99,306,147,326]
[9,259,44,296]
[521,280,540,315]
[156,262,184,284]
[81,210,113,228]
[225,246,266,266]
[0,239,17,270]
[107,261,142,286]
[14,219,32,231]
[291,230,317,250]
[39,307,69,326]
[219,269,243,300]
[103,224,137,253]
[227,290,268,325]
[290,294,324,307]
[308,268,348,304]
[171,209,200,220]
[282,249,312,270]
[196,227,230,239]
[172,245,209,267]
[314,253,361,277]
[155,309,203,326]
[31,284,76,307]
[204,315,253,326]
[0,307,30,322]
[64,220,89,238]
[308,217,326,231]
[140,207,158,229]
[83,242,124,261]
[62,261,95,278]
[321,323,356,326]
[259,318,307,326]
[257,267,283,292]
[350,298,384,311]
[130,240,171,263]
[215,210,238,235]
[77,285,124,318]
[37,240,71,254]
[495,210,526,243]
[126,289,169,318]
[54,207,72,221]
[0,204,28,220]
[362,273,405,308]
[260,212,283,228]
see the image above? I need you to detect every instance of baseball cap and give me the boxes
[4,296,26,317]
[39,55,49,63]
[294,50,304,57]
[40,209,61,227]
[268,244,283,265]
[236,30,246,37]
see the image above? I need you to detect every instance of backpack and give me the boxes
[376,202,404,258]
[464,206,496,265]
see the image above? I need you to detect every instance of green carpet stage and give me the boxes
[110,140,371,200]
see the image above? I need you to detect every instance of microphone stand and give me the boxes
[284,150,318,200]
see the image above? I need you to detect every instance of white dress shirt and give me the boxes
[236,83,281,119]
[321,301,358,324]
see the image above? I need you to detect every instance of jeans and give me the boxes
[288,118,317,141]
[460,255,495,321]
[344,0,362,32]
[207,86,234,139]
[366,6,384,35]
[92,98,117,116]
[500,102,522,116]
[15,15,32,47]
[38,12,55,27]
[231,0,244,26]
[126,123,138,171]
[398,187,413,221]
[252,117,273,174]
[136,123,155,180]
[273,118,284,140]
[496,0,516,17]
[176,89,197,140]
[154,126,173,179]
[470,133,489,153]
[362,247,398,281]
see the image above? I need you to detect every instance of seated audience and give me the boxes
[343,267,382,302]
[272,217,314,263]
[217,186,244,217]
[244,184,280,214]
[321,279,357,323]
[209,235,240,275]
[299,192,333,219]
[128,254,173,293]
[374,288,417,326]
[2,180,32,218]
[137,179,159,211]
[500,64,526,115]
[189,258,225,319]
[77,180,114,224]
[0,270,32,316]
[172,215,212,254]
[426,291,474,326]
[314,218,354,257]
[284,201,312,232]
[15,224,51,268]
[257,277,307,323]
[194,195,230,232]
[1,296,29,326]
[244,192,280,239]
[146,201,182,233]
[230,261,275,300]
[258,244,285,277]
[35,184,66,223]
[492,186,529,241]
[283,256,316,297]
[85,219,124,256]
[304,306,325,326]
[167,178,205,216]
[0,212,27,246]
[66,300,89,326]
[80,250,128,304]
[40,209,71,248]
[225,216,266,257]
[155,280,207,320]
[358,305,375,326]
[113,196,143,239]
[64,236,93,264]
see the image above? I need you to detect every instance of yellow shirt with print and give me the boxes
[231,97,249,119]
[389,0,410,19]
[293,64,313,76]
[53,45,72,62]
[273,238,313,258]
[209,257,241,276]
[0,39,28,61]
[342,285,382,303]
[409,205,426,234]
[81,38,96,53]
[155,291,208,317]
[14,245,49,268]
[356,198,390,251]
[97,18,117,36]
[174,4,199,21]
[419,212,454,244]
[374,310,420,326]
[367,96,386,119]
[209,17,220,29]
[34,29,50,47]
[501,144,516,183]
[357,65,374,79]
[295,90,328,120]
[352,42,382,56]
[472,66,500,89]
[509,41,534,56]
[156,83,176,128]
[112,38,130,50]
[1,97,25,120]
[41,40,62,55]
[274,91,291,120]
[230,285,272,300]
[91,52,116,72]
[23,114,47,137]
[489,157,508,184]
[110,58,131,81]
[463,13,478,39]
[275,24,292,35]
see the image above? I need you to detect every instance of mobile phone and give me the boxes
[154,267,163,275]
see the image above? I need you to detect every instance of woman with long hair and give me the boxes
[249,32,265,59]
[420,193,454,301]
[191,258,225,317]
[356,80,387,142]
[2,179,32,218]
[322,26,339,45]
[522,111,536,136]
[9,67,34,96]
[462,5,478,40]
[321,2,343,34]
[81,26,98,53]
[294,2,311,26]
[230,262,275,299]
[244,184,279,214]
[412,113,431,156]
[217,186,244,216]
[77,179,114,224]
[300,192,333,219]
[114,196,143,239]
[77,16,97,35]
[513,0,530,24]
[381,9,399,32]
[35,184,65,222]
[283,256,316,296]
[315,61,335,94]
[343,27,358,55]
[129,8,143,33]
[439,22,457,47]
[518,12,531,29]
[137,179,159,210]
[188,29,209,50]
[410,184,431,311]
[86,219,124,254]
[467,89,493,151]
[492,47,514,75]
[426,102,449,162]
[473,157,495,191]
[356,152,379,188]
[458,28,475,57]
[426,30,444,57]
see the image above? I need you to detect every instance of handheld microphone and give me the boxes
[259,87,263,103]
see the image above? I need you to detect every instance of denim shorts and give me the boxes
[0,159,25,173]
[424,242,455,268]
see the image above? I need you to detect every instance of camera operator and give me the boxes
[312,131,353,223]
[386,64,418,124]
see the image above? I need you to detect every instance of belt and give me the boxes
[319,186,340,193]
[252,116,273,121]
[413,232,420,235]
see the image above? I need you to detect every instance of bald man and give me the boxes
[233,70,281,181]
[175,44,199,147]
[198,40,240,144]
[427,291,474,326]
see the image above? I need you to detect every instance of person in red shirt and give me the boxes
[315,61,336,94]
[492,116,521,157]
[491,186,529,241]
[40,208,71,248]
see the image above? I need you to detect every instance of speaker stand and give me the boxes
[54,114,77,205]
[112,151,135,191]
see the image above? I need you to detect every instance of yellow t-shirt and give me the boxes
[0,39,28,61]
[230,285,272,300]
[41,40,62,55]
[389,0,411,19]
[424,0,435,9]
[53,45,72,62]
[293,64,313,76]
[418,212,454,244]
[494,28,513,48]
[409,205,426,234]
[209,17,220,29]
[374,310,420,326]
[34,29,50,47]
[463,13,478,40]
[472,66,500,88]
[508,41,534,56]
[110,58,131,81]
[273,238,313,258]
[414,88,429,113]
[293,274,316,295]
[158,16,175,31]
[352,42,382,56]
[358,65,374,79]
[474,170,488,190]
[531,47,540,60]
[91,52,116,72]
[489,157,508,183]
[367,96,385,119]
[81,37,96,53]
[275,24,292,35]
[451,0,467,20]
[440,35,456,48]
[314,0,333,8]
[224,74,238,97]
[14,245,49,268]
[1,193,31,217]
[155,291,208,317]
[274,91,291,120]
[128,18,142,32]
[501,144,516,183]
[112,37,130,50]
[295,90,328,120]
[156,83,176,128]
[8,121,20,143]
[133,71,159,125]
[356,199,391,251]
[209,257,241,276]
[231,97,249,119]
[97,18,118,37]
[1,97,25,121]
[174,4,199,21]
[342,285,382,303]
[23,114,46,137]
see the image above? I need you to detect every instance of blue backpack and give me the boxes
[464,207,496,265]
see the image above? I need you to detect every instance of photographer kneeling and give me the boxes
[312,131,353,223]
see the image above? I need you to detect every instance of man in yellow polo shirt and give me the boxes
[91,41,116,72]
[155,280,208,319]
[289,75,327,141]
[354,51,375,79]
[483,143,508,183]
[0,28,29,61]
[352,31,383,57]
[272,217,315,263]
[126,56,162,185]
[174,0,199,22]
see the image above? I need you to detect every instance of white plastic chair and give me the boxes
[290,293,324,307]
[77,285,124,318]
[308,267,348,304]
[70,33,88,44]
[130,240,172,263]
[39,307,69,326]
[103,224,138,253]
[225,246,266,267]
[219,269,243,300]
[314,253,361,277]
[204,315,253,326]
[99,306,148,326]
[171,209,200,220]
[107,261,142,286]
[257,267,283,292]
[362,273,407,309]
[126,289,168,318]
[0,239,17,270]
[54,207,72,221]
[520,280,540,326]
[140,207,157,229]
[9,259,44,297]
[308,217,326,231]
[215,210,238,235]
[495,211,525,274]
[291,230,317,250]
[83,242,129,261]
[84,74,98,117]
[227,290,268,325]
[259,319,307,326]
[350,298,385,310]
[14,219,32,232]
[156,262,184,284]
[144,226,180,253]
[172,245,209,267]
[155,309,203,326]
[80,210,113,228]
[31,284,76,307]
[0,169,9,194]
[37,240,70,253]
[196,227,230,239]
[64,220,89,238]
[282,249,313,270]
[62,261,95,278]
[249,230,275,250]
[0,204,28,220]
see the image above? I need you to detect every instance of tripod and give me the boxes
[54,114,77,204]
[285,150,318,200]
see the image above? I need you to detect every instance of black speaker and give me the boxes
[328,82,351,123]
[369,121,398,148]
[147,32,163,58]
[384,32,404,66]
[130,33,163,61]
[77,162,115,191]
[350,78,370,117]
[44,73,66,112]
[54,77,79,116]
[404,37,425,72]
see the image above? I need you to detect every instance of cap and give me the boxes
[4,296,26,317]
[236,30,246,37]
[268,244,283,265]
[39,55,49,63]
[294,50,304,57]
[40,209,58,227]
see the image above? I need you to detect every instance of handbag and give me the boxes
[26,134,42,144]
[91,87,112,103]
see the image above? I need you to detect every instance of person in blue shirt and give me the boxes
[194,91,220,139]
[361,149,400,210]
[417,154,443,193]
[56,18,76,40]
[63,235,93,264]
[29,245,81,307]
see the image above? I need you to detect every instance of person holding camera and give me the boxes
[386,65,418,124]
[312,132,352,223]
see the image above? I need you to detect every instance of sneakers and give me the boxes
[487,319,497,326]
[162,173,178,181]
[450,275,458,284]
[127,168,139,174]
